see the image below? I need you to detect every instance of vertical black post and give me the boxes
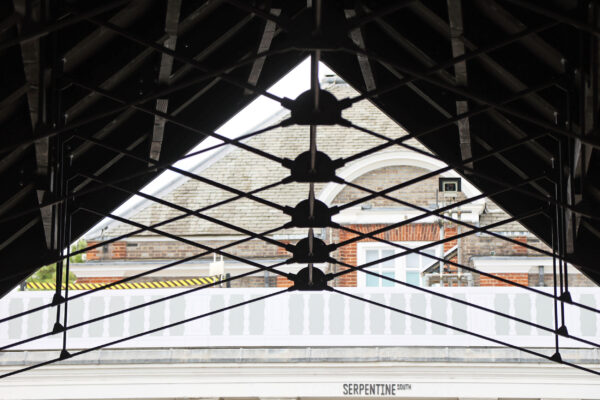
[550,193,562,362]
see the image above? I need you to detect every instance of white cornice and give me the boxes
[333,204,482,225]
[0,359,597,400]
[472,257,581,274]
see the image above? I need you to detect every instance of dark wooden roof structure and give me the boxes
[0,0,599,298]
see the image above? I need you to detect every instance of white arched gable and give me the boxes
[318,151,485,222]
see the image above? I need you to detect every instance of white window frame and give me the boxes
[356,241,441,287]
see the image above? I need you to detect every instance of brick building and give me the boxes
[76,78,594,288]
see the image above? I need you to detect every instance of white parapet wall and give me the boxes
[1,286,599,350]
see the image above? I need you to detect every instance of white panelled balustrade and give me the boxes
[1,287,599,350]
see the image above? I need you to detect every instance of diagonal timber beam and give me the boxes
[500,0,600,38]
[348,19,559,104]
[447,0,473,169]
[150,0,182,163]
[0,216,40,252]
[345,9,376,92]
[474,0,565,73]
[62,0,149,74]
[14,0,52,249]
[0,0,133,52]
[244,8,281,95]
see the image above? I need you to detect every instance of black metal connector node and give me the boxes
[281,89,349,126]
[289,266,332,291]
[59,349,72,360]
[285,199,338,228]
[550,351,563,363]
[52,322,65,334]
[283,150,340,183]
[51,293,65,306]
[557,325,569,337]
[288,237,333,264]
[559,290,572,303]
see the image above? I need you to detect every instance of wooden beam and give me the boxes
[14,0,52,248]
[345,9,376,92]
[0,216,40,252]
[150,0,182,163]
[473,0,564,74]
[244,8,281,95]
[447,0,472,169]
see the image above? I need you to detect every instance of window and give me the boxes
[439,177,461,192]
[358,242,441,287]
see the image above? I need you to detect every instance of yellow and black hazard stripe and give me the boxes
[25,275,224,290]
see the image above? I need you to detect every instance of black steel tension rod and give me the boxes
[82,204,289,267]
[0,288,289,380]
[0,223,288,326]
[332,289,600,377]
[79,174,289,251]
[77,133,287,214]
[330,256,600,350]
[0,121,285,228]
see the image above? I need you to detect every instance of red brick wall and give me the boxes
[86,241,100,260]
[443,226,457,252]
[276,275,294,288]
[512,236,528,254]
[112,242,127,259]
[85,241,127,260]
[479,273,529,286]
